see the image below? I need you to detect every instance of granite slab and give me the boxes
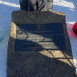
[7,10,77,77]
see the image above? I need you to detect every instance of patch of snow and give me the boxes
[54,0,75,9]
[0,1,20,8]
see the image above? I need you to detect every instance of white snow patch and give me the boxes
[0,1,20,8]
[53,0,75,9]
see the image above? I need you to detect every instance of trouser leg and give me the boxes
[36,0,53,11]
[29,0,37,11]
[37,0,47,11]
[47,0,53,11]
[19,0,53,11]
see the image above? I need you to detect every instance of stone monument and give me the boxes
[7,10,76,77]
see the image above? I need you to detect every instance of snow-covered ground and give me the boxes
[0,0,77,76]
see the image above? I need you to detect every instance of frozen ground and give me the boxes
[0,0,77,76]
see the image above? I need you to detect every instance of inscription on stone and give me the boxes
[14,23,66,51]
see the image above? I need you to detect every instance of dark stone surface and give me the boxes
[7,11,77,77]
[12,10,65,24]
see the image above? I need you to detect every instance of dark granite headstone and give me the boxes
[7,11,76,77]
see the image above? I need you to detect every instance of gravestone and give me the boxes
[7,10,76,77]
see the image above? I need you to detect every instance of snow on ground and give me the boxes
[0,0,77,76]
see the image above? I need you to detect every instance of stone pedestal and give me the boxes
[7,10,76,77]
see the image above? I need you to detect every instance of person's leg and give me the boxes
[47,0,53,11]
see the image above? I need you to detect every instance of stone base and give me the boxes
[7,10,77,77]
